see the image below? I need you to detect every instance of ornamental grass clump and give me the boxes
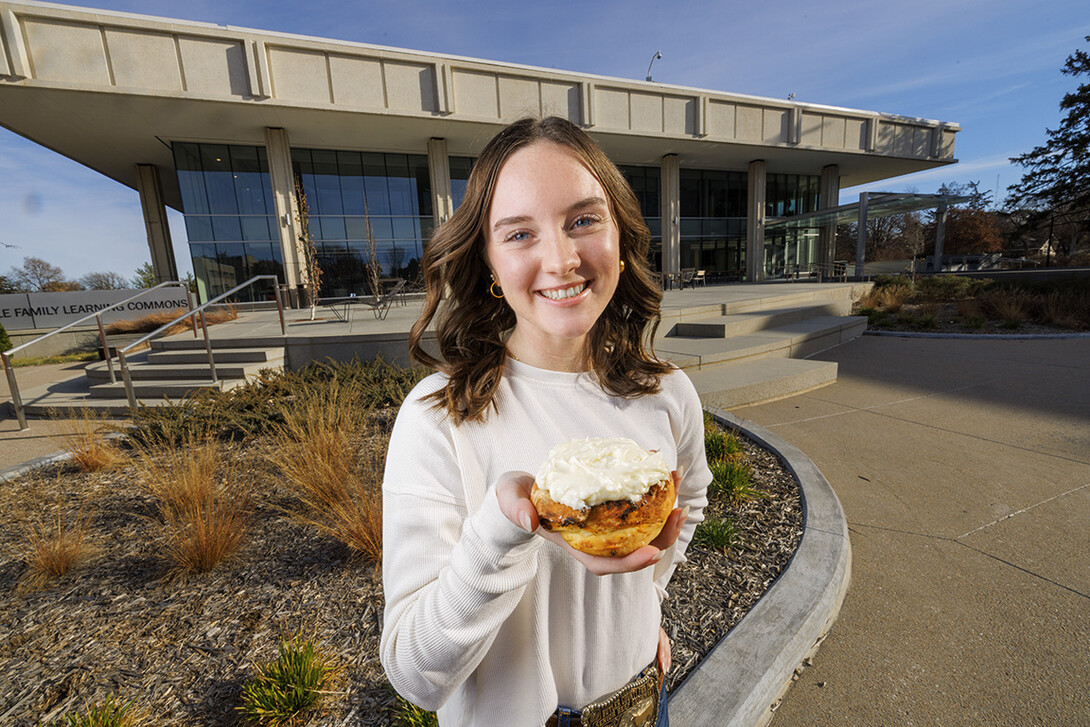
[18,503,96,590]
[268,382,385,563]
[238,635,338,725]
[61,694,141,727]
[393,695,439,727]
[131,437,250,576]
[980,289,1033,324]
[692,513,737,552]
[57,409,128,473]
[703,416,744,464]
[708,460,763,504]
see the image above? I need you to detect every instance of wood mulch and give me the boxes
[0,427,802,725]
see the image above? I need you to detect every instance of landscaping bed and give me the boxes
[0,361,802,725]
[855,274,1090,335]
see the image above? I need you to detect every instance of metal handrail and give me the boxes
[116,275,285,410]
[2,281,192,430]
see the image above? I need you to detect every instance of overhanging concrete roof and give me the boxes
[0,1,960,212]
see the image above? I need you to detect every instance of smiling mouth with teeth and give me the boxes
[538,282,588,301]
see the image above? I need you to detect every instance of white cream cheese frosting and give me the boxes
[535,437,671,510]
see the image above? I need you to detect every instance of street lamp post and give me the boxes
[646,51,662,82]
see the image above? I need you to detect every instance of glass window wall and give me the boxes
[764,173,822,278]
[679,169,748,280]
[173,142,282,302]
[618,165,662,271]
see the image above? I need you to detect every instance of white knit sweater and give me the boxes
[380,359,711,725]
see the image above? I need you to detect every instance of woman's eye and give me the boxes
[572,215,600,229]
[505,230,530,242]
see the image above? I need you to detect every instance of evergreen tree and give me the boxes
[1008,37,1090,218]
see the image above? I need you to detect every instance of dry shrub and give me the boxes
[57,409,128,472]
[105,302,238,337]
[956,298,981,318]
[160,479,251,577]
[980,290,1033,323]
[131,435,219,515]
[1040,291,1086,329]
[877,284,912,312]
[19,504,96,590]
[131,437,250,576]
[857,283,912,311]
[268,384,384,563]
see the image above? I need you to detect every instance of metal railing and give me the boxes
[2,282,193,430]
[116,275,285,410]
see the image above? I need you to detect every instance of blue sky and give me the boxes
[1,0,1087,281]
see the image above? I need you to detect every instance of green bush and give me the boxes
[916,275,977,301]
[872,274,913,289]
[704,421,743,464]
[692,513,737,551]
[0,321,11,353]
[709,460,762,503]
[961,315,986,330]
[127,357,428,445]
[238,636,338,725]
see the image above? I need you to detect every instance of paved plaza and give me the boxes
[735,335,1090,726]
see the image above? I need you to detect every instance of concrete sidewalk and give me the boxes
[732,335,1090,726]
[0,361,126,473]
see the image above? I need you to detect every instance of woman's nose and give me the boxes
[541,229,580,274]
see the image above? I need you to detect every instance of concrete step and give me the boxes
[88,379,230,400]
[659,284,863,327]
[145,348,282,365]
[671,304,841,338]
[687,358,839,410]
[151,336,287,351]
[84,359,281,383]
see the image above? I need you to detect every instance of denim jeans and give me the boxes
[655,681,669,727]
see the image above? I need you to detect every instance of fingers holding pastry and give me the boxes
[536,528,666,575]
[495,471,538,533]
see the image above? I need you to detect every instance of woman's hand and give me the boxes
[495,470,688,576]
[656,626,671,676]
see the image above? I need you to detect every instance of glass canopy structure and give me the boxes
[766,192,973,277]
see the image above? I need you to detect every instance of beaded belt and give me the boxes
[545,664,661,727]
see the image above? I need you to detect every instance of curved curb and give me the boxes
[669,409,851,727]
[0,450,72,484]
[864,329,1090,340]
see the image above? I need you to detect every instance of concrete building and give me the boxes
[0,1,960,301]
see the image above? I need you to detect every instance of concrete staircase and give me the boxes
[655,285,867,409]
[44,336,285,415]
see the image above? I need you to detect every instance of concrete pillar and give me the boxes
[855,191,869,280]
[934,201,948,272]
[660,154,680,276]
[818,165,840,274]
[428,137,453,226]
[135,164,178,284]
[746,160,767,282]
[264,127,304,297]
[425,140,451,300]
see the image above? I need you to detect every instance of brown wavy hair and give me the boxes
[409,116,670,423]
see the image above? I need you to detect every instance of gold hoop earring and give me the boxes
[490,281,504,299]
[619,259,626,273]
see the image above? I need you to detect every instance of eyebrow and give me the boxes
[491,196,608,231]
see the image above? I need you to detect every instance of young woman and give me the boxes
[381,117,711,726]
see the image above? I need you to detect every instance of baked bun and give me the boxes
[531,438,675,557]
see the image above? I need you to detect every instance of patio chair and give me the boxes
[367,279,407,320]
[692,269,706,286]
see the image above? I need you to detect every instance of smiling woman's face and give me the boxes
[485,141,621,370]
